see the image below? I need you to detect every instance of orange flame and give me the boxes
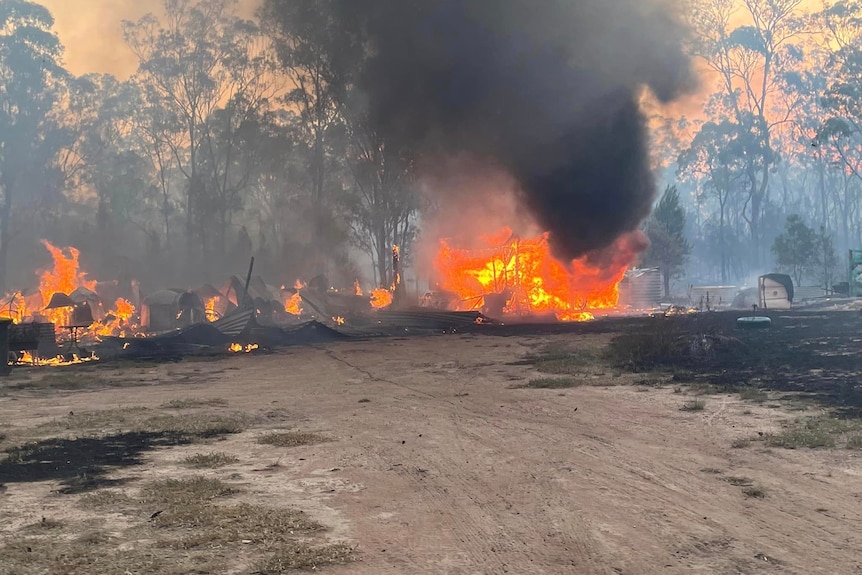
[205,297,219,322]
[285,292,302,315]
[294,279,306,290]
[229,343,259,353]
[38,240,96,307]
[370,288,393,309]
[354,280,363,296]
[92,298,136,337]
[434,227,635,321]
[332,316,345,325]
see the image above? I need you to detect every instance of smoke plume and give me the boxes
[345,0,693,262]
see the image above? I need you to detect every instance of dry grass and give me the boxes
[77,489,136,511]
[257,431,328,448]
[765,416,862,449]
[141,412,249,438]
[742,485,768,499]
[847,435,862,450]
[519,377,582,389]
[10,371,116,391]
[731,437,753,449]
[160,397,228,409]
[254,543,357,573]
[681,399,706,412]
[739,388,769,403]
[181,451,239,468]
[724,476,753,487]
[141,476,238,506]
[520,346,599,375]
[36,408,249,440]
[155,503,323,548]
[0,538,172,575]
[38,407,150,433]
[21,517,64,531]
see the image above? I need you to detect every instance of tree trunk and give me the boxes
[662,266,670,300]
[0,187,11,293]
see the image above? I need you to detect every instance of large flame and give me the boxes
[370,288,393,309]
[434,227,633,321]
[92,298,136,337]
[284,292,302,315]
[39,240,96,306]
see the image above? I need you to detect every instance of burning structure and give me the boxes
[432,228,634,321]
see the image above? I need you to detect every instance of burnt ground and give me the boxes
[0,309,861,574]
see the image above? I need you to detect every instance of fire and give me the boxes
[370,288,393,309]
[39,240,96,307]
[354,280,363,296]
[0,292,28,323]
[92,298,136,337]
[434,228,632,321]
[294,279,306,290]
[332,316,345,325]
[205,297,218,322]
[229,343,259,353]
[284,292,302,315]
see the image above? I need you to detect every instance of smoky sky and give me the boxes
[342,0,693,261]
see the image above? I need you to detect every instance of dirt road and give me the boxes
[2,331,861,574]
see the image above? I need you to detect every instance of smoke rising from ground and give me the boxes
[346,0,693,262]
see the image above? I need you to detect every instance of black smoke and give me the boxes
[339,0,693,261]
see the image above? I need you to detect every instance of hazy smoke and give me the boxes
[345,0,693,261]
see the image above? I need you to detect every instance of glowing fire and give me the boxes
[229,343,259,353]
[39,240,96,306]
[370,288,393,309]
[285,292,302,315]
[332,316,345,325]
[354,280,363,296]
[434,228,634,321]
[92,298,136,337]
[205,297,219,322]
[37,241,97,326]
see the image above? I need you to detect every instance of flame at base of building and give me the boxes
[433,228,639,321]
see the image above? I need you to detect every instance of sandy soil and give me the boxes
[1,331,861,575]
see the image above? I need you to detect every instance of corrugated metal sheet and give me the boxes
[794,286,827,301]
[618,269,661,309]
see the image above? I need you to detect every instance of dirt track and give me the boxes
[2,329,862,574]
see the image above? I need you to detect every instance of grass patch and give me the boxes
[160,397,228,409]
[257,431,328,448]
[739,388,769,403]
[681,399,706,412]
[519,346,599,375]
[742,485,767,499]
[38,407,150,433]
[141,476,237,506]
[254,543,356,573]
[136,412,249,439]
[77,489,136,511]
[764,415,862,449]
[520,377,582,389]
[181,452,238,469]
[21,517,64,531]
[724,476,753,487]
[154,503,322,547]
[700,467,723,474]
[731,437,753,449]
[847,436,862,450]
[36,408,249,440]
[0,538,169,575]
[11,372,114,391]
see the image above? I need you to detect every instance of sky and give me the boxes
[41,0,261,78]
